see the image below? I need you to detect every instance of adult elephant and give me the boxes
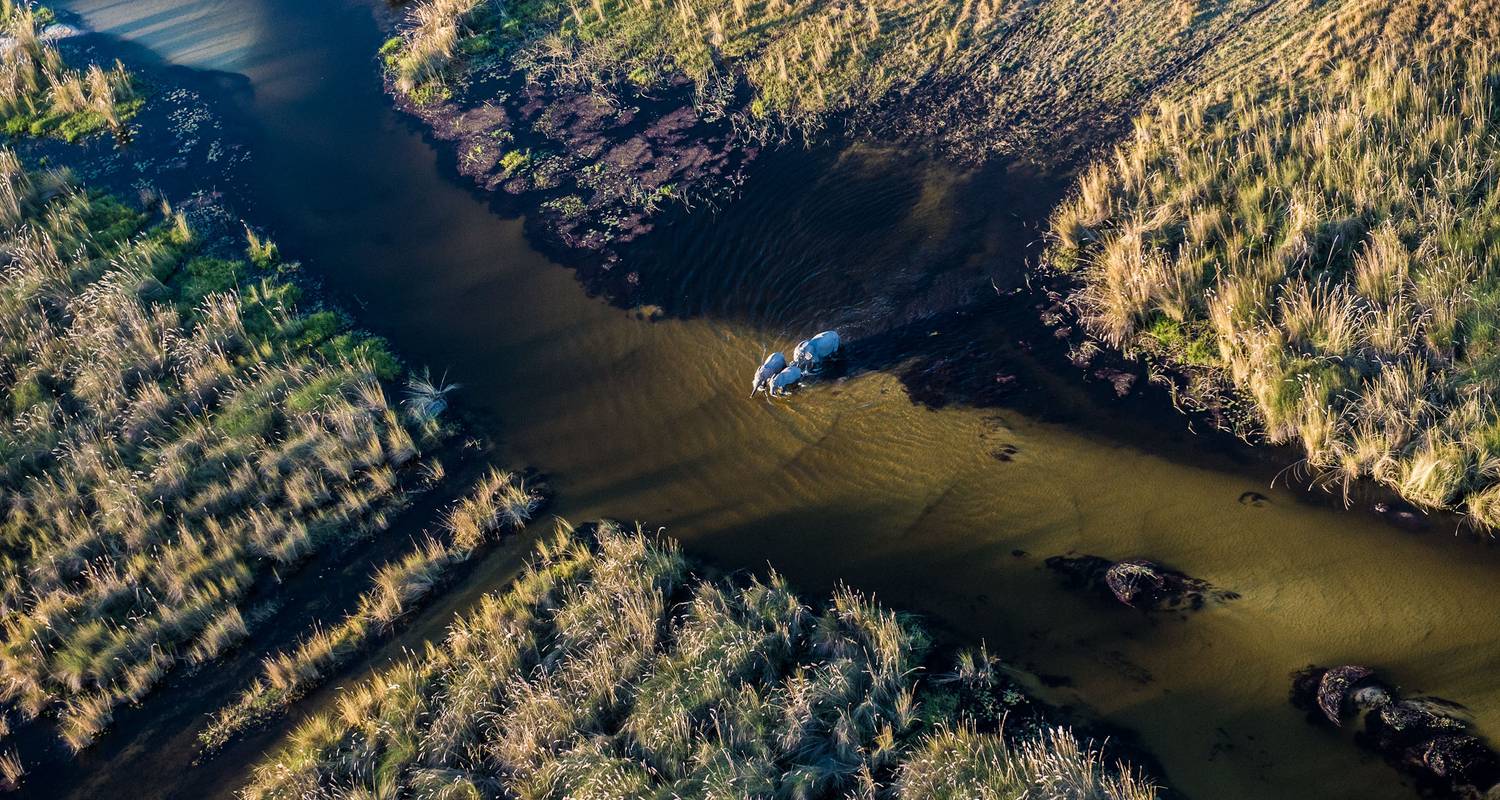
[792,330,840,370]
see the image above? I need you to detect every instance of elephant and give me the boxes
[751,352,787,395]
[792,330,840,371]
[768,365,802,395]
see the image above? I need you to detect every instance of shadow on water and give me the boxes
[36,30,254,200]
[28,2,1500,800]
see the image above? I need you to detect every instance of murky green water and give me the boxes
[37,2,1500,799]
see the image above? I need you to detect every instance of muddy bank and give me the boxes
[30,21,255,202]
[387,58,756,292]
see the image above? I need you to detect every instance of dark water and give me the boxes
[29,2,1500,799]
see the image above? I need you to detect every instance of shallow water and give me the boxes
[36,1,1500,799]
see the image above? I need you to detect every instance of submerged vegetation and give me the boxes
[0,150,444,757]
[200,468,543,752]
[245,521,1155,799]
[1050,7,1500,524]
[0,4,137,141]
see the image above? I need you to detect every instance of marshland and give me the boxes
[0,0,1496,799]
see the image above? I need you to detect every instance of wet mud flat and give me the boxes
[401,73,755,257]
[376,0,760,289]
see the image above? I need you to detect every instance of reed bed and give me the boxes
[0,154,444,764]
[382,0,1474,161]
[0,4,137,140]
[200,469,543,752]
[1050,14,1500,523]
[243,521,1153,799]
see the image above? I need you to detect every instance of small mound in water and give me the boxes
[1045,554,1238,612]
[1237,491,1269,507]
[1312,665,1379,725]
[1291,665,1500,797]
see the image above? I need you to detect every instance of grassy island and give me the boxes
[246,522,1156,800]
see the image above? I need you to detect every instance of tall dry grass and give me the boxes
[242,522,1155,799]
[0,7,135,140]
[896,725,1157,800]
[0,157,443,764]
[385,0,1271,149]
[1050,28,1500,523]
[386,0,1492,161]
[200,470,543,752]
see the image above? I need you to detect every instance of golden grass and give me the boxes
[1050,14,1500,522]
[0,7,135,141]
[0,157,444,765]
[896,725,1157,800]
[241,522,1155,799]
[386,0,1349,161]
[199,470,542,752]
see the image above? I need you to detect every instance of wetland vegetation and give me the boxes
[200,468,544,753]
[0,5,1167,796]
[0,0,1496,796]
[244,522,1156,800]
[379,0,1298,259]
[0,150,443,762]
[0,21,458,780]
[1050,4,1500,525]
[0,4,135,141]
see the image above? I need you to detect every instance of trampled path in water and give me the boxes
[31,1,1500,798]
